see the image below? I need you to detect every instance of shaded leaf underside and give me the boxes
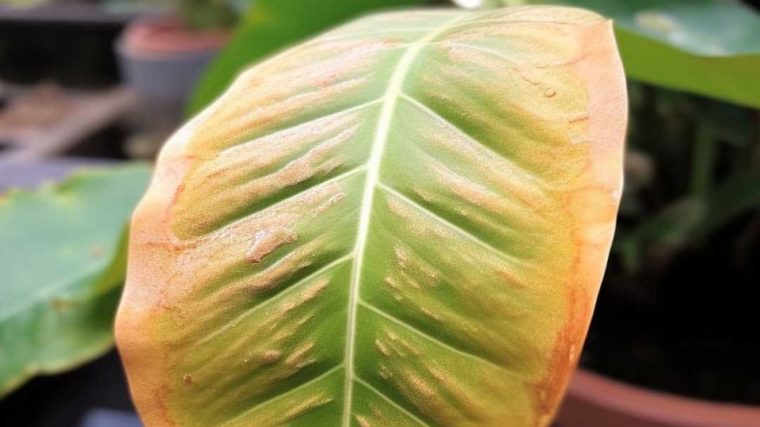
[119,7,624,427]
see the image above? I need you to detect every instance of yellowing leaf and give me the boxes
[117,6,626,426]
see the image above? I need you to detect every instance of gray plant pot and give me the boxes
[115,17,225,130]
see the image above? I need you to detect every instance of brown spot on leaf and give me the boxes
[356,415,371,427]
[301,278,329,302]
[261,350,282,364]
[245,227,297,264]
[375,339,391,357]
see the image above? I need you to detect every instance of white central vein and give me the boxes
[341,14,468,427]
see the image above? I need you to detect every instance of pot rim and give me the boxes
[118,14,229,59]
[565,367,760,427]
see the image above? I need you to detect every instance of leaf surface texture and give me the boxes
[118,7,626,427]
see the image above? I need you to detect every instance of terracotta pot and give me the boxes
[115,15,229,129]
[557,368,760,427]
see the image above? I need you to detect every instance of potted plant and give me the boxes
[116,0,240,133]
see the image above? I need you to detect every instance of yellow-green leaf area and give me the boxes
[117,6,626,427]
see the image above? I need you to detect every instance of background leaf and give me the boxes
[187,0,430,115]
[478,0,760,108]
[0,164,151,397]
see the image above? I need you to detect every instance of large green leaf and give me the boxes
[478,0,760,108]
[118,6,626,426]
[187,0,429,115]
[0,164,151,397]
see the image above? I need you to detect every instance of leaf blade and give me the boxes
[119,7,626,426]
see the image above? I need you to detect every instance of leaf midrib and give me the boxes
[341,14,468,427]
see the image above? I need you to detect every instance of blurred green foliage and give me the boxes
[0,164,151,397]
[1,0,50,8]
[173,0,239,29]
[616,83,759,274]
